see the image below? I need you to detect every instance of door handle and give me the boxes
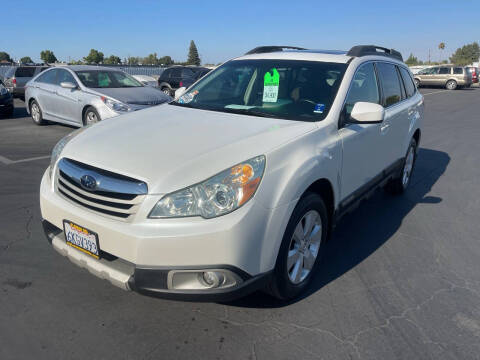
[380,123,390,132]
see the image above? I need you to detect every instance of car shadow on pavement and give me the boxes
[226,148,450,308]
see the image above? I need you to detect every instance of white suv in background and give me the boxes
[40,45,423,301]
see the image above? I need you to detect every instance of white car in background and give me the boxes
[132,74,158,88]
[25,66,170,127]
[40,45,423,301]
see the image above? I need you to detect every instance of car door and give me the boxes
[375,62,408,167]
[54,69,82,123]
[339,62,391,200]
[420,67,438,85]
[437,67,450,86]
[33,68,58,117]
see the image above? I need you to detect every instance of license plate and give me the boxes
[63,220,100,259]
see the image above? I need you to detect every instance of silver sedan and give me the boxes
[25,65,171,127]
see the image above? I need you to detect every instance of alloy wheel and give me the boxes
[287,210,322,284]
[402,145,415,187]
[85,111,98,125]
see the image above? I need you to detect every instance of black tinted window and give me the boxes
[170,68,181,77]
[438,67,450,75]
[57,69,77,85]
[35,67,49,75]
[345,62,379,115]
[36,69,58,84]
[453,67,463,74]
[399,67,416,98]
[376,62,402,107]
[181,68,194,78]
[15,67,36,77]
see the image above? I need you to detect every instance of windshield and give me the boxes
[171,59,347,121]
[75,70,143,88]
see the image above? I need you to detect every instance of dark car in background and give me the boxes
[158,66,211,96]
[3,65,49,99]
[466,67,479,84]
[0,78,14,117]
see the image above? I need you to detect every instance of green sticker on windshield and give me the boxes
[263,68,280,103]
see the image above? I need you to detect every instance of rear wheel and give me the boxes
[83,107,100,126]
[385,138,417,194]
[30,100,45,125]
[267,193,328,300]
[446,80,457,90]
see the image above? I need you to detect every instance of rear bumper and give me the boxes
[42,220,271,301]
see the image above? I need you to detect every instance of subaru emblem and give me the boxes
[80,174,97,191]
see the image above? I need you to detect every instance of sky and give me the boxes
[1,0,478,64]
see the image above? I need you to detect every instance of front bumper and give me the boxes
[40,169,293,300]
[42,220,271,301]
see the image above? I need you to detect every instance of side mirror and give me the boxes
[175,87,186,99]
[349,102,384,124]
[60,82,77,90]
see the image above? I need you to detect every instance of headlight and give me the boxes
[149,155,266,219]
[101,96,130,112]
[49,128,87,179]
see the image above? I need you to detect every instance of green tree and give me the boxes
[405,53,423,66]
[40,50,57,63]
[0,51,12,62]
[69,59,84,65]
[84,49,104,64]
[158,56,173,66]
[104,55,122,65]
[20,56,33,64]
[187,40,201,66]
[127,56,141,65]
[143,53,159,65]
[450,42,480,66]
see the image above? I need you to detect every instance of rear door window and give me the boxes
[181,68,194,78]
[453,67,463,75]
[438,67,450,75]
[15,67,36,77]
[376,62,402,107]
[36,69,58,84]
[399,67,416,98]
[170,68,182,77]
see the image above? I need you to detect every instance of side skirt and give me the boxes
[332,158,404,227]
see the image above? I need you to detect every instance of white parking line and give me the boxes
[422,90,450,96]
[0,155,50,165]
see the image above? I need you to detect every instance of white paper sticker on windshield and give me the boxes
[262,68,280,103]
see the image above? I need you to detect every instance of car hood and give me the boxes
[62,105,316,194]
[89,86,170,106]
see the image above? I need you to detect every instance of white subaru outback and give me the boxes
[40,45,423,301]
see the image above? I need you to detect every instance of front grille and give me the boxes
[56,158,148,221]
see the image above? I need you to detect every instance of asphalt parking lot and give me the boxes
[1,87,480,360]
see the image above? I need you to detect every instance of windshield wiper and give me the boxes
[222,108,279,119]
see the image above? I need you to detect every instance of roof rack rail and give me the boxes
[347,45,403,61]
[245,46,307,55]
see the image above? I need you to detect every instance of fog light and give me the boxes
[201,271,224,288]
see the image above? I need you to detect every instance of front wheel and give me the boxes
[385,138,417,194]
[83,107,100,126]
[266,193,328,300]
[414,78,420,87]
[446,80,457,90]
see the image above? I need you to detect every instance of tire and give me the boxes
[83,107,101,126]
[266,192,329,300]
[30,100,45,125]
[161,87,171,96]
[414,78,420,88]
[446,80,457,90]
[385,138,417,195]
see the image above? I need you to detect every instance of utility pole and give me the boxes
[428,49,431,64]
